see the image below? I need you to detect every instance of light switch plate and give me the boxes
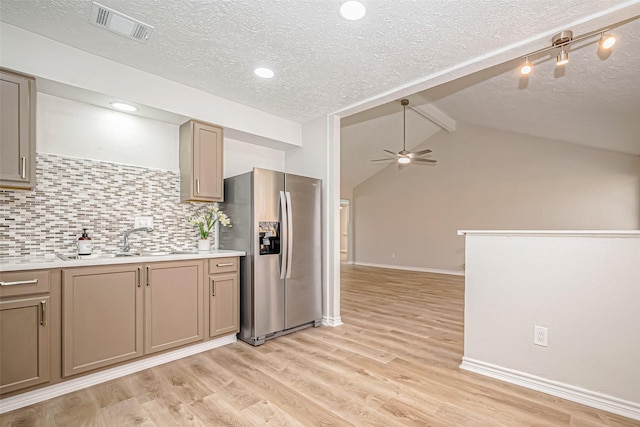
[134,216,153,229]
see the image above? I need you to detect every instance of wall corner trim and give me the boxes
[0,335,237,414]
[322,316,343,327]
[459,357,640,421]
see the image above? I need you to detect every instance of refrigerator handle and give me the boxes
[285,191,293,279]
[279,190,288,280]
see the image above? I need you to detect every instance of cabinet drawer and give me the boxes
[208,257,238,274]
[0,270,50,297]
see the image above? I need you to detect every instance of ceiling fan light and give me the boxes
[520,58,532,75]
[556,47,569,66]
[398,157,411,164]
[600,33,616,49]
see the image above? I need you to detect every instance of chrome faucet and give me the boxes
[121,227,153,252]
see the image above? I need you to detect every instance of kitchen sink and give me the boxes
[56,252,138,261]
[56,250,197,261]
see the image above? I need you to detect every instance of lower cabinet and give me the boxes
[0,269,52,395]
[62,260,203,377]
[62,265,143,377]
[209,273,239,337]
[1,256,239,394]
[208,257,239,338]
[0,295,50,394]
[145,261,203,354]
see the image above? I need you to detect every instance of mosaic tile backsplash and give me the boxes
[1,154,219,258]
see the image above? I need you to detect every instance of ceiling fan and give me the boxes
[371,99,437,166]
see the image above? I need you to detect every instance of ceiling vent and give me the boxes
[89,2,154,43]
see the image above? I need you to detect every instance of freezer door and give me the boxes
[253,168,286,338]
[284,173,322,329]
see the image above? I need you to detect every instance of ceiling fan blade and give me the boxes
[413,148,432,156]
[413,158,437,164]
[371,158,395,162]
[383,149,400,157]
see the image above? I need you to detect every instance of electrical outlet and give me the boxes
[534,326,548,347]
[134,216,154,229]
[391,252,396,258]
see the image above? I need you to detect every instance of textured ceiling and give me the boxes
[1,0,638,198]
[340,13,640,196]
[0,0,635,123]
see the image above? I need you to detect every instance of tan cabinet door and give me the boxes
[209,272,239,338]
[180,120,224,202]
[62,265,143,377]
[0,69,36,189]
[144,260,203,354]
[0,296,50,394]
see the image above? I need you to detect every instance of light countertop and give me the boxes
[0,250,246,272]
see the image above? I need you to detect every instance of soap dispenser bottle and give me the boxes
[78,228,93,255]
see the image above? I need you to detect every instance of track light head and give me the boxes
[556,47,569,66]
[600,33,616,49]
[552,31,572,66]
[520,58,532,75]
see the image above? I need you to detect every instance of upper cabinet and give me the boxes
[179,119,224,202]
[0,68,36,190]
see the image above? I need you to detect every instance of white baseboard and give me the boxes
[322,315,343,327]
[353,261,465,276]
[460,357,640,421]
[0,335,237,414]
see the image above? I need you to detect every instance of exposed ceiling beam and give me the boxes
[409,104,456,132]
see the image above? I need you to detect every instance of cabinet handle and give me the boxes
[137,267,141,287]
[196,178,200,194]
[40,300,46,326]
[216,263,234,267]
[21,157,27,179]
[0,279,38,286]
[211,281,215,296]
[146,266,150,286]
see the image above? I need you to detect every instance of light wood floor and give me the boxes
[2,264,639,426]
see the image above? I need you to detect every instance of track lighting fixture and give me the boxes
[518,27,618,76]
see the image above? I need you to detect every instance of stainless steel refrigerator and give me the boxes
[219,168,322,345]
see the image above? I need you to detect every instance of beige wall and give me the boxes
[461,231,640,416]
[340,205,349,253]
[352,122,640,273]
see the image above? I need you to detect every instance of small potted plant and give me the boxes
[187,204,232,251]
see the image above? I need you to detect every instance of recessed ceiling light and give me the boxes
[254,67,275,78]
[110,102,138,112]
[340,1,366,21]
